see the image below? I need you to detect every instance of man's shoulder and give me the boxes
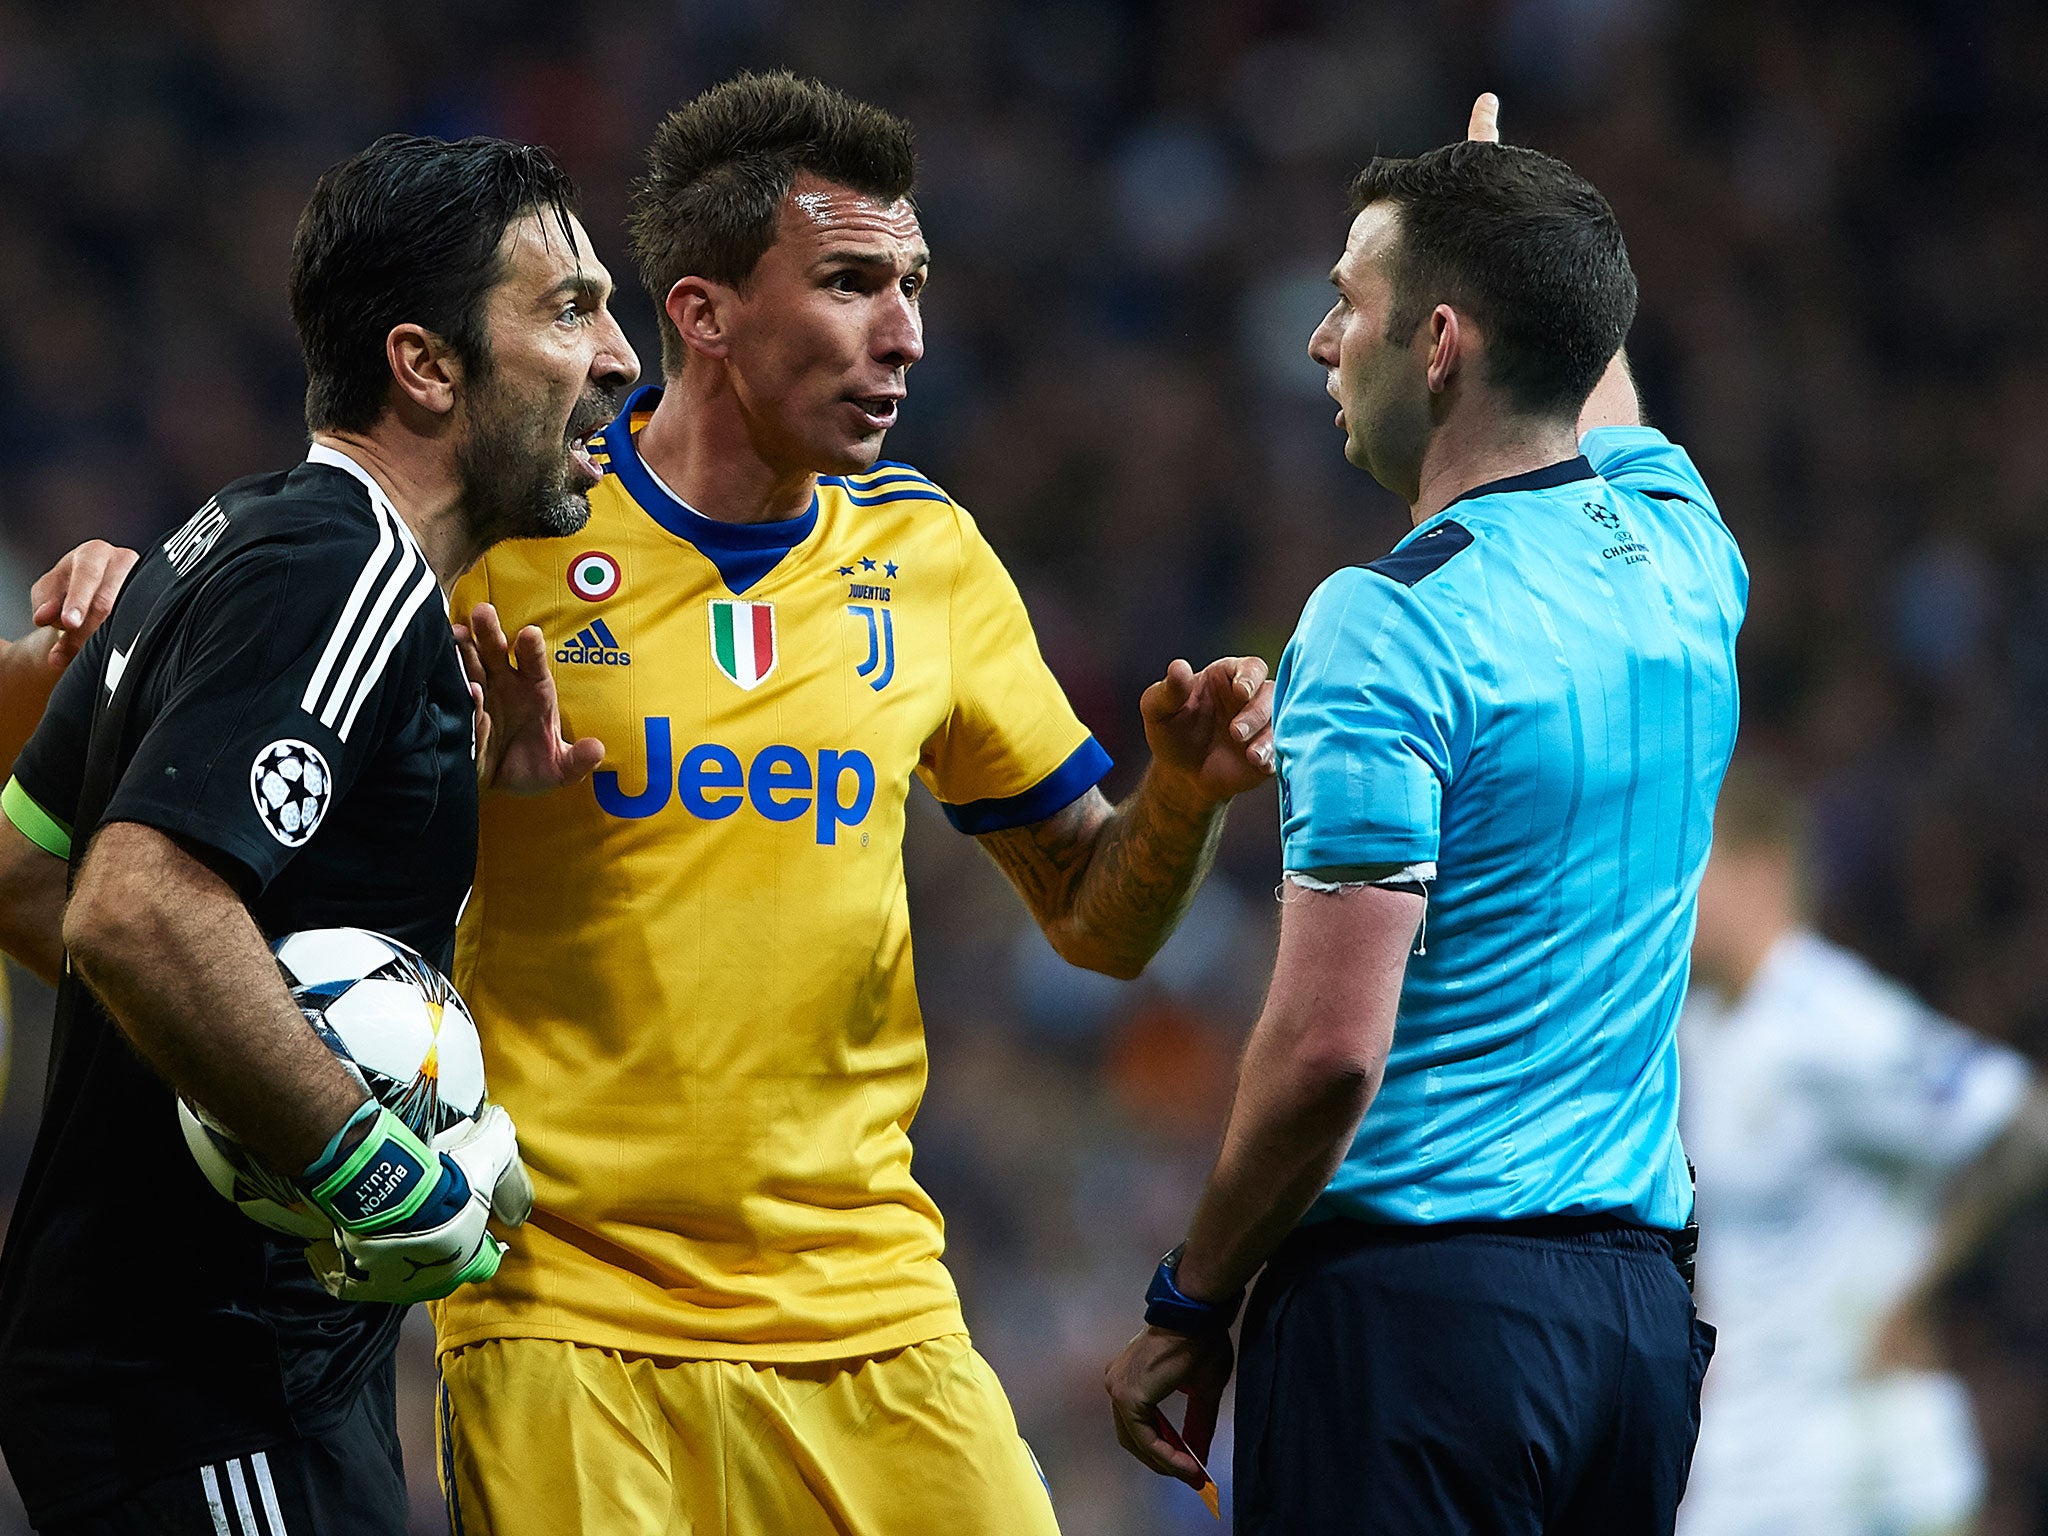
[1298,522,1480,644]
[818,460,955,511]
[191,463,392,571]
[138,466,438,681]
[1359,519,1478,590]
[117,467,392,621]
[1766,931,1896,1006]
[818,462,1007,584]
[1753,931,1930,1052]
[1580,426,1724,517]
[1283,553,1475,705]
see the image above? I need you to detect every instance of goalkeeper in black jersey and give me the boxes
[0,133,638,1534]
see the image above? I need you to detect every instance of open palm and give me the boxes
[455,603,605,795]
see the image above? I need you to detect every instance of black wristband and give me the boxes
[1144,1243,1243,1335]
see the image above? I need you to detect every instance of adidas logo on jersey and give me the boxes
[556,620,630,667]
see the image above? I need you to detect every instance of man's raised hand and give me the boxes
[1468,91,1502,144]
[456,602,605,795]
[29,539,137,669]
[1141,656,1276,808]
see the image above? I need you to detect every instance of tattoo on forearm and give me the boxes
[979,776,1226,976]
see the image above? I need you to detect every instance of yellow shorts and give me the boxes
[436,1334,1061,1536]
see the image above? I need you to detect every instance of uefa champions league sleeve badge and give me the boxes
[250,738,334,847]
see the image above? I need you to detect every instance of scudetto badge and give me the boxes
[569,551,621,602]
[250,738,333,847]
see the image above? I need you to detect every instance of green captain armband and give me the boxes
[3,777,72,860]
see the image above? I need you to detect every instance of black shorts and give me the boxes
[1234,1215,1715,1536]
[38,1356,405,1536]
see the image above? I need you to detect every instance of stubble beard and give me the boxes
[456,375,615,550]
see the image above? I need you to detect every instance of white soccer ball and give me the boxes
[178,927,488,1237]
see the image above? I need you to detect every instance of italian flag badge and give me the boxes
[709,600,777,689]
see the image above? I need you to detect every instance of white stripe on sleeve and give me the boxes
[301,507,398,719]
[334,559,440,741]
[317,528,426,732]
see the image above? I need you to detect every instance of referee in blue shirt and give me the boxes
[1107,97,1746,1533]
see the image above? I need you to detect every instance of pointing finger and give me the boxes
[1468,92,1501,144]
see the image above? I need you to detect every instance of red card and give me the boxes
[1152,1410,1221,1521]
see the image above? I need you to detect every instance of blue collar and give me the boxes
[1440,455,1597,512]
[597,384,818,595]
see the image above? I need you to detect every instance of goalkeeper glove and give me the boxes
[298,1099,533,1305]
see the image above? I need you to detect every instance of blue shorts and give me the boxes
[1234,1215,1714,1535]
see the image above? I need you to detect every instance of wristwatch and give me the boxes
[1144,1243,1244,1335]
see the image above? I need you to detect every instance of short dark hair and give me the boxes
[630,71,917,373]
[1349,141,1636,418]
[291,134,581,433]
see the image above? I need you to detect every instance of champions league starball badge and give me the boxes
[250,738,333,847]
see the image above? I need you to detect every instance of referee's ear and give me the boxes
[1423,303,1469,396]
[385,322,460,420]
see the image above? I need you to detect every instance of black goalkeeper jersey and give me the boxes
[0,449,479,1524]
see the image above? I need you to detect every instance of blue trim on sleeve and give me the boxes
[845,463,938,489]
[824,482,953,508]
[599,384,817,595]
[941,737,1113,834]
[1366,520,1474,587]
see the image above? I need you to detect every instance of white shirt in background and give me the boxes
[1680,929,2029,1536]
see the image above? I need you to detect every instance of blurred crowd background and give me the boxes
[6,0,2048,1531]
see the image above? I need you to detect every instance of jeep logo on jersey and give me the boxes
[250,739,333,848]
[593,718,875,845]
[709,601,777,689]
[568,551,621,602]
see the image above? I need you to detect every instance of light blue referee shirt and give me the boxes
[1275,426,1747,1229]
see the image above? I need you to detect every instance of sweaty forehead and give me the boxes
[781,173,923,253]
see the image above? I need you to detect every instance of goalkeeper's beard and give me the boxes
[455,373,615,547]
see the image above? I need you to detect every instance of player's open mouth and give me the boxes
[563,396,613,487]
[849,394,901,431]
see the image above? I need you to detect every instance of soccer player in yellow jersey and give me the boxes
[433,72,1277,1535]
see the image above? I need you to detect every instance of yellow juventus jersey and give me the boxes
[431,387,1108,1362]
